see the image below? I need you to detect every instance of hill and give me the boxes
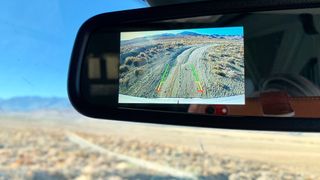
[0,96,71,112]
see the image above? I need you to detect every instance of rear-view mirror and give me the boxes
[68,0,320,132]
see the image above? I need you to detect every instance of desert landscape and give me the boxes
[119,30,244,103]
[0,109,320,179]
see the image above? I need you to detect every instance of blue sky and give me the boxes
[0,0,147,99]
[122,26,244,41]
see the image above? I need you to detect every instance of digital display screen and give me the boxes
[119,27,245,104]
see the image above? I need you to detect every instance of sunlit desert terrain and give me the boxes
[119,31,244,101]
[0,110,320,179]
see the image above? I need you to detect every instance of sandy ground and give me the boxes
[0,112,319,179]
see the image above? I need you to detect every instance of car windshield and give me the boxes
[1,1,320,179]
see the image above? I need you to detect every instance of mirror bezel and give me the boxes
[68,0,320,132]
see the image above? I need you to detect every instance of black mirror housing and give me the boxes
[68,0,320,132]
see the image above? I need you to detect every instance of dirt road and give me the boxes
[159,45,213,98]
[0,113,319,179]
[119,38,245,99]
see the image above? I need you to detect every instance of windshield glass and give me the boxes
[0,1,320,179]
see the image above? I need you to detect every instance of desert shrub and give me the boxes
[223,85,230,90]
[217,71,226,77]
[221,53,231,57]
[149,49,157,55]
[124,56,134,65]
[133,58,147,67]
[229,72,240,79]
[125,56,147,67]
[226,63,239,72]
[138,52,148,58]
[209,57,217,62]
[119,65,129,73]
[119,77,129,86]
[208,52,227,62]
[229,60,236,64]
[134,68,144,76]
[212,64,223,71]
[150,46,162,55]
[167,47,173,51]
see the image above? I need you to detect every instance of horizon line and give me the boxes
[0,95,69,100]
[121,26,244,41]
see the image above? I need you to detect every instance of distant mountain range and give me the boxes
[121,31,243,45]
[0,96,71,112]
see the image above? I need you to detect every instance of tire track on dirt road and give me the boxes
[66,132,197,179]
[159,44,214,98]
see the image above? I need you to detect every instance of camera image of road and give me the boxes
[119,29,244,103]
[158,45,215,97]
